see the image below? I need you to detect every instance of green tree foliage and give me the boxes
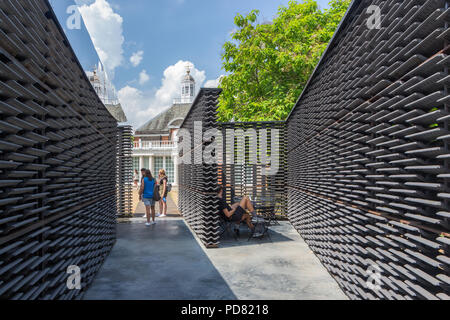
[218,0,350,122]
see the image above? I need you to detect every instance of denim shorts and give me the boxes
[231,206,245,222]
[143,198,155,206]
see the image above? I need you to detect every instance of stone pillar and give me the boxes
[139,156,144,183]
[173,155,178,186]
[149,156,154,174]
[139,156,144,170]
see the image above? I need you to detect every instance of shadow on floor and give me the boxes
[219,223,295,248]
[83,219,237,300]
[133,212,180,218]
[132,190,180,219]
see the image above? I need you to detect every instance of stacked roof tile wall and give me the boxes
[286,0,450,299]
[217,121,288,219]
[178,88,222,247]
[0,0,117,299]
[117,125,133,217]
[179,90,288,247]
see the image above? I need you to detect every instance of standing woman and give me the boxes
[158,169,168,217]
[139,169,156,226]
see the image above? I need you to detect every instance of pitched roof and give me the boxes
[105,103,128,123]
[135,103,191,135]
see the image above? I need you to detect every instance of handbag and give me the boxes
[153,182,161,201]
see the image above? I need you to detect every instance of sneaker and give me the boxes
[151,221,157,225]
[160,214,167,218]
[145,223,151,227]
[156,213,161,217]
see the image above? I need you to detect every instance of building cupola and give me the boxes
[180,65,195,103]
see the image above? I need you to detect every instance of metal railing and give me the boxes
[133,141,177,150]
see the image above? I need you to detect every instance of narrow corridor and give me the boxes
[84,195,346,300]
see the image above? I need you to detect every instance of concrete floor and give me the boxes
[83,218,237,300]
[83,192,347,300]
[206,221,347,300]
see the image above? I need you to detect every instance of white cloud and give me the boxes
[77,0,124,77]
[130,50,144,67]
[155,61,206,105]
[204,75,224,88]
[118,86,159,127]
[118,60,207,129]
[139,69,150,85]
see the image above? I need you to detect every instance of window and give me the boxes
[190,84,194,96]
[133,157,139,172]
[166,157,175,184]
[143,157,150,170]
[153,156,164,178]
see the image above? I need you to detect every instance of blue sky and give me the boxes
[50,0,333,128]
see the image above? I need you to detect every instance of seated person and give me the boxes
[217,186,255,235]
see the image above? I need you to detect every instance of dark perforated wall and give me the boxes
[0,0,117,299]
[117,125,133,217]
[286,0,450,300]
[178,88,222,247]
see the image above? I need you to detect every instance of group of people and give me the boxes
[134,168,169,226]
[133,170,260,235]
